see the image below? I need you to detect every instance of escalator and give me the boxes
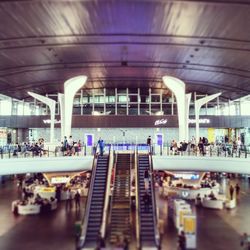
[109,153,131,244]
[80,154,110,249]
[137,153,159,249]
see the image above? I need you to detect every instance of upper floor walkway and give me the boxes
[1,144,250,175]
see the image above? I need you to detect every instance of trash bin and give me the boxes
[74,221,82,238]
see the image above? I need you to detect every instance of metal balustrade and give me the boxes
[1,143,249,159]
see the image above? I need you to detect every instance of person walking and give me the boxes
[229,185,234,200]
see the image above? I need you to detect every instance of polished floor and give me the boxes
[0,180,85,250]
[0,178,249,250]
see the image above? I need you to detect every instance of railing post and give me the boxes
[8,149,11,158]
[239,149,241,158]
[217,147,219,157]
[84,145,86,156]
[210,146,212,157]
[1,149,3,159]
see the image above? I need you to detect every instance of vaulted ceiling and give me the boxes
[0,0,249,100]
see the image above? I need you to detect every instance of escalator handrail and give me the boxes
[78,153,98,248]
[108,152,118,234]
[149,147,160,248]
[100,145,113,238]
[135,145,141,249]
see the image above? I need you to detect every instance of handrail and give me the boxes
[78,153,98,249]
[1,143,250,159]
[108,151,117,235]
[135,145,141,249]
[100,145,113,238]
[149,146,160,249]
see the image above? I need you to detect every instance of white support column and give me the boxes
[58,93,65,141]
[28,91,56,143]
[64,75,87,138]
[163,76,186,142]
[186,93,192,141]
[195,93,221,142]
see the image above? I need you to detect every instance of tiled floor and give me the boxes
[0,178,249,250]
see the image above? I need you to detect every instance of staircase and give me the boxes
[109,153,131,244]
[138,154,158,248]
[84,155,109,248]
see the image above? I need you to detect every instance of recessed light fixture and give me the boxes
[190,54,194,58]
[186,60,190,64]
[200,40,205,45]
[195,48,199,52]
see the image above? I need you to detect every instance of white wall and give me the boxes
[30,127,209,144]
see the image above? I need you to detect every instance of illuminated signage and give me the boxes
[51,177,70,184]
[43,119,61,124]
[154,119,168,126]
[188,119,210,124]
[174,173,199,180]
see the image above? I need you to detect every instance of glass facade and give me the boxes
[0,89,250,117]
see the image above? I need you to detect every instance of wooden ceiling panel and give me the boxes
[0,0,249,100]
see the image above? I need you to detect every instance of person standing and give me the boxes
[74,190,81,210]
[143,191,151,212]
[147,136,152,153]
[235,183,241,196]
[65,189,71,210]
[144,168,150,191]
[178,230,186,250]
[98,138,104,156]
[229,185,234,200]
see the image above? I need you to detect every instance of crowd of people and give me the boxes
[61,135,82,156]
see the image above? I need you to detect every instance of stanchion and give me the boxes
[1,149,3,159]
[8,149,11,158]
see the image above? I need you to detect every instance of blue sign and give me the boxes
[86,135,93,146]
[156,134,163,146]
